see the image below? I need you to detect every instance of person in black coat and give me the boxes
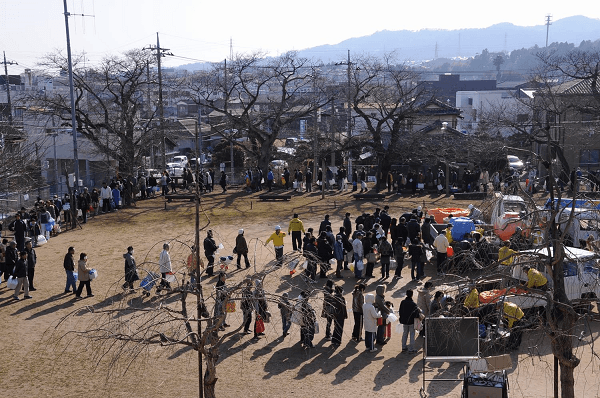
[317,232,333,277]
[305,169,313,192]
[25,240,37,291]
[4,241,18,282]
[399,289,421,352]
[395,218,409,245]
[318,215,331,235]
[407,216,421,242]
[219,171,227,193]
[10,213,27,251]
[380,209,391,237]
[12,250,31,300]
[63,246,77,293]
[331,285,348,346]
[123,246,139,291]
[204,230,218,277]
[343,213,352,238]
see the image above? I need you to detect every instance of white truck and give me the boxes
[495,246,600,310]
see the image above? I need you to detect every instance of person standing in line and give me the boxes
[378,236,393,279]
[299,290,316,349]
[305,168,313,192]
[4,241,18,282]
[240,279,254,335]
[219,171,227,193]
[63,246,76,293]
[100,182,112,212]
[362,293,381,352]
[10,213,27,251]
[235,229,251,269]
[331,285,347,346]
[158,243,172,291]
[343,212,352,239]
[25,240,37,291]
[322,279,335,340]
[278,292,292,337]
[123,246,139,292]
[360,167,367,193]
[352,232,364,279]
[399,289,422,353]
[12,250,32,300]
[433,226,450,276]
[267,168,274,192]
[209,168,215,192]
[265,225,286,265]
[351,283,366,342]
[333,234,345,278]
[75,252,93,298]
[204,230,218,277]
[408,236,425,281]
[288,213,305,252]
[374,284,391,346]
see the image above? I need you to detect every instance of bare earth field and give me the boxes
[2,188,600,398]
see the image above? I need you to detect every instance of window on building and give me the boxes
[468,97,473,106]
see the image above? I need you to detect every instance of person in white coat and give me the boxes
[362,293,382,352]
[352,232,364,279]
[158,243,172,290]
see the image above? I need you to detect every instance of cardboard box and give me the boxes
[468,385,503,398]
[485,354,512,371]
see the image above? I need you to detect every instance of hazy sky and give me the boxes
[2,0,599,73]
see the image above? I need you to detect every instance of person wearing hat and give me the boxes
[12,250,32,300]
[522,265,548,290]
[204,230,218,277]
[235,229,251,269]
[265,226,286,265]
[123,246,139,292]
[288,213,305,252]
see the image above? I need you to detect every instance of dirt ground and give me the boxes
[2,188,600,398]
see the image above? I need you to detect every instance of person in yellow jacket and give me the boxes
[498,241,516,266]
[463,286,480,309]
[500,301,525,350]
[500,301,524,328]
[445,224,453,244]
[523,266,548,290]
[288,213,305,252]
[265,225,286,265]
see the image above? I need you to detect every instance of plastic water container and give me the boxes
[165,272,176,283]
[449,217,475,241]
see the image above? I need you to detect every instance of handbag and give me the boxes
[225,301,236,313]
[377,317,384,326]
[366,252,377,263]
[255,316,265,334]
[414,317,423,332]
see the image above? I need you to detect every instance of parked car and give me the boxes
[166,163,185,177]
[171,155,189,168]
[507,155,524,171]
[491,193,534,241]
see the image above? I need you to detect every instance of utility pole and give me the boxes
[144,33,173,170]
[2,52,17,125]
[545,14,552,47]
[62,0,80,227]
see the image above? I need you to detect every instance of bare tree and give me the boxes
[31,50,165,176]
[348,53,433,191]
[187,52,334,173]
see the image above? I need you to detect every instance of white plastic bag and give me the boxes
[387,313,398,323]
[356,259,364,271]
[89,269,98,280]
[302,260,308,269]
[395,323,403,335]
[7,276,18,290]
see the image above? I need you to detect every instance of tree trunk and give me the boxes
[203,346,219,398]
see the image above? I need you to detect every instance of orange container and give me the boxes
[447,246,454,257]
